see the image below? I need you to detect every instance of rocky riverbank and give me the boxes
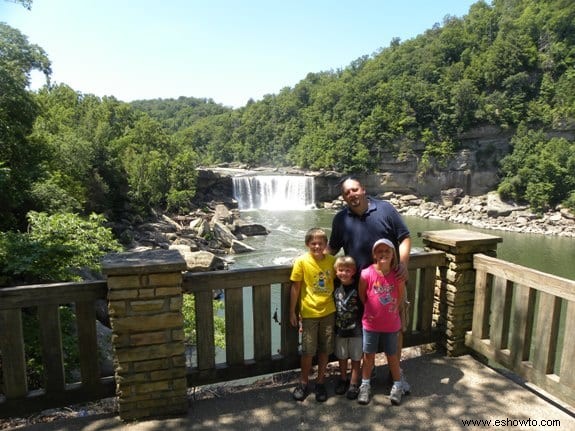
[323,190,575,238]
[125,191,575,265]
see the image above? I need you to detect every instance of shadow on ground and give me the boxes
[14,353,575,431]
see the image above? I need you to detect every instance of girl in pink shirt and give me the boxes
[357,238,409,406]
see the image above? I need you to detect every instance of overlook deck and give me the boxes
[2,229,574,427]
[14,353,575,430]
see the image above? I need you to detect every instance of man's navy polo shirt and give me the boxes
[329,197,410,272]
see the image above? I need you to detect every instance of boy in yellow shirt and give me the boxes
[289,227,336,402]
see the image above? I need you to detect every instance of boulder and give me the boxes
[234,219,269,236]
[440,188,464,207]
[189,217,210,237]
[212,221,237,247]
[230,239,256,254]
[211,204,234,225]
[181,250,227,272]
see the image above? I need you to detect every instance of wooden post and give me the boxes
[102,249,188,421]
[421,229,502,357]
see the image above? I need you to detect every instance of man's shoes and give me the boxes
[335,379,348,395]
[389,381,403,405]
[292,382,309,401]
[315,383,328,402]
[357,384,371,405]
[346,383,360,400]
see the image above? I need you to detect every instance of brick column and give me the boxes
[421,229,502,357]
[101,249,188,420]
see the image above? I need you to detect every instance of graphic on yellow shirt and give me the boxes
[314,270,332,293]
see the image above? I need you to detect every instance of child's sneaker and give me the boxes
[315,383,328,402]
[401,377,411,395]
[357,384,371,405]
[346,383,360,400]
[292,382,309,401]
[389,382,403,405]
[335,379,348,395]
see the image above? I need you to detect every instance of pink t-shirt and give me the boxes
[360,265,401,332]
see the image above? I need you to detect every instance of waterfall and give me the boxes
[232,175,315,210]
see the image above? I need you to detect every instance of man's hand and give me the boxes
[395,262,409,282]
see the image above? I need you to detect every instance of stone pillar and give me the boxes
[421,229,502,357]
[101,249,188,421]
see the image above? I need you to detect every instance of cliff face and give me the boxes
[312,126,514,201]
[195,126,575,204]
[374,125,513,197]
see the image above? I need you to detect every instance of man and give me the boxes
[328,175,411,278]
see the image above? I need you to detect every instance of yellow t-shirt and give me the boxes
[290,252,336,318]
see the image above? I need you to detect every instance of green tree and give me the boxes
[499,126,575,211]
[166,148,199,213]
[0,23,51,229]
[114,116,171,212]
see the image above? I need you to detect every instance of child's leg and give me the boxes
[397,331,403,361]
[387,352,401,381]
[316,351,328,384]
[361,352,375,380]
[300,354,313,384]
[350,359,361,385]
[338,358,348,381]
[316,313,335,385]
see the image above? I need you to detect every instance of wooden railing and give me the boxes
[181,250,446,387]
[466,253,575,407]
[0,249,446,417]
[0,281,115,417]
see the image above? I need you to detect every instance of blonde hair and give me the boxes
[334,255,356,270]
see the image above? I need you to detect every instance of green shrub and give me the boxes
[0,212,122,286]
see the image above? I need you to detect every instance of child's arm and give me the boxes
[289,281,302,327]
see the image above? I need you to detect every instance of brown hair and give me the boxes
[304,227,328,245]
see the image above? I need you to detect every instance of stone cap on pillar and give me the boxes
[101,249,187,276]
[421,229,502,254]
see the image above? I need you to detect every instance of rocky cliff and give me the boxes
[195,125,575,204]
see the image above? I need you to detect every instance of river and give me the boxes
[231,208,575,280]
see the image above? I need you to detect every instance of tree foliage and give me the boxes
[0,23,51,230]
[1,0,575,242]
[0,212,121,286]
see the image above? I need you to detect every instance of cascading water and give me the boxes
[232,175,315,210]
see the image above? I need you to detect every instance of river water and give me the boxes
[231,208,575,281]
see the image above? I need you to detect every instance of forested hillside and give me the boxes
[2,0,575,238]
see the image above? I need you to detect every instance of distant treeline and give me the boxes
[2,0,575,234]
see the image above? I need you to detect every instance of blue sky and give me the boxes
[3,0,480,108]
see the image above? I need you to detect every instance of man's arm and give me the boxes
[358,277,367,304]
[396,236,411,282]
[326,244,338,256]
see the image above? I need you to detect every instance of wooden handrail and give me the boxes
[467,253,575,408]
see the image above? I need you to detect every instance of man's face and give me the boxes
[341,179,366,208]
